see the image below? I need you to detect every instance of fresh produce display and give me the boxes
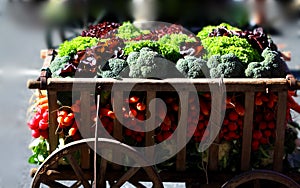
[27,20,300,173]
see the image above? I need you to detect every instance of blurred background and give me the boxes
[0,0,300,187]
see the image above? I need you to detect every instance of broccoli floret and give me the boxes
[208,53,245,78]
[175,55,208,78]
[127,47,174,78]
[207,54,221,69]
[97,58,128,78]
[245,48,289,78]
[48,55,71,78]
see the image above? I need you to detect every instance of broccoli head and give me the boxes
[245,48,289,78]
[127,47,175,78]
[97,58,128,78]
[208,53,245,78]
[175,55,208,78]
[48,55,71,78]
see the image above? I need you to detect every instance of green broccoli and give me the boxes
[58,36,99,57]
[48,55,71,78]
[175,55,208,78]
[127,47,175,78]
[208,53,245,78]
[197,23,262,64]
[97,58,128,78]
[245,48,289,78]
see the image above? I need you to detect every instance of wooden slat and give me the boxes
[240,92,255,171]
[112,90,123,170]
[79,91,91,169]
[176,91,189,171]
[145,91,156,161]
[207,87,225,171]
[112,90,123,141]
[46,90,59,169]
[273,91,288,172]
[47,90,59,154]
[45,78,289,92]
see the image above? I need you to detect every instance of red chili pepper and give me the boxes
[287,93,300,114]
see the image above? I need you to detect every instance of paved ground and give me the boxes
[0,1,300,187]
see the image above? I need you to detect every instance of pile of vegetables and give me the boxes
[45,21,291,80]
[27,21,300,171]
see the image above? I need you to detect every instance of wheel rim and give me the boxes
[31,138,163,188]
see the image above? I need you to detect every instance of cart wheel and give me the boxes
[31,138,163,188]
[221,169,300,188]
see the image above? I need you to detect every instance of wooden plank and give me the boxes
[176,91,189,171]
[207,87,226,171]
[45,78,289,92]
[47,90,59,153]
[240,92,255,171]
[80,91,91,169]
[47,90,59,168]
[145,91,156,161]
[112,90,123,142]
[273,91,288,172]
[112,90,123,170]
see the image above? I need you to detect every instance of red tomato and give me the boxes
[31,129,40,138]
[42,110,49,121]
[39,119,49,130]
[27,118,39,130]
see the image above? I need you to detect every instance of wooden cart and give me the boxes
[27,50,300,188]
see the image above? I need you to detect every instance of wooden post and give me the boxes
[80,91,91,169]
[47,90,59,168]
[176,91,189,171]
[241,92,255,171]
[273,91,287,172]
[145,91,156,162]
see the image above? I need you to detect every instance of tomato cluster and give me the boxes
[27,94,49,139]
[53,91,296,151]
[251,92,278,151]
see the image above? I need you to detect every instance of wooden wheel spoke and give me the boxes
[66,153,91,188]
[95,158,108,187]
[128,180,147,188]
[111,167,141,188]
[40,175,69,188]
[70,180,82,188]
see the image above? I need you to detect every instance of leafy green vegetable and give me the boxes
[48,55,71,78]
[158,33,196,48]
[124,40,181,62]
[58,36,99,57]
[197,23,261,64]
[116,21,150,40]
[28,138,49,165]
